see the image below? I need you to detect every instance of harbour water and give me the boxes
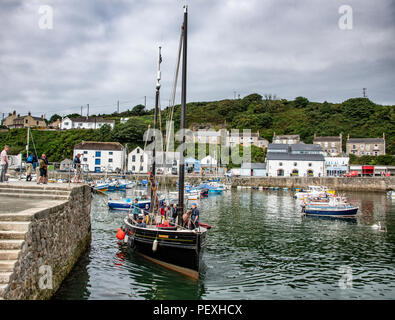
[54,189,395,299]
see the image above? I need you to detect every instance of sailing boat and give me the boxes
[119,6,208,280]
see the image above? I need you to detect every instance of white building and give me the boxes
[325,156,349,177]
[120,117,130,124]
[74,141,125,173]
[240,163,266,176]
[61,117,115,130]
[266,143,325,177]
[127,147,180,174]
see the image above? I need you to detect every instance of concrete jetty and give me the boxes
[0,182,91,300]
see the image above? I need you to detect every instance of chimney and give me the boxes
[347,134,350,140]
[13,110,16,115]
[383,132,385,140]
[28,111,31,116]
[41,114,43,119]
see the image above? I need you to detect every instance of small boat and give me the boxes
[108,196,166,211]
[301,196,358,217]
[294,185,334,200]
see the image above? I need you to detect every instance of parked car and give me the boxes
[344,171,359,177]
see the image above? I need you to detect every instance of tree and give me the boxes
[49,114,62,123]
[294,96,309,108]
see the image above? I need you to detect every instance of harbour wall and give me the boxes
[0,183,91,300]
[28,171,395,192]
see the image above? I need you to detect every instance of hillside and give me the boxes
[0,94,394,164]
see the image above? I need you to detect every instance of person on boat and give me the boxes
[137,214,146,228]
[160,205,166,217]
[182,210,191,228]
[190,203,200,230]
[37,154,48,185]
[26,153,35,182]
[171,203,178,222]
[133,199,140,220]
[144,203,150,215]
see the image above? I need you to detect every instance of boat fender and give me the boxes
[116,227,125,240]
[152,239,158,252]
[124,234,129,244]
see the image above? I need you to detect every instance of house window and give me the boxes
[95,151,101,157]
[294,162,297,166]
[140,156,143,162]
[95,159,101,165]
[308,163,312,167]
[352,145,356,149]
[140,166,143,171]
[132,166,135,171]
[137,148,140,154]
[279,162,283,166]
[109,152,113,155]
[83,158,87,162]
[109,159,113,163]
[132,155,136,162]
[83,151,88,154]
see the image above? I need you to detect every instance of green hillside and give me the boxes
[0,94,394,165]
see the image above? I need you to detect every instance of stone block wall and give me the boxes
[3,185,91,300]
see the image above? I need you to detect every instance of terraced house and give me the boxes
[313,133,343,156]
[346,134,386,156]
[2,111,47,129]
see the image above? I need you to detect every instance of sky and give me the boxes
[1,0,395,119]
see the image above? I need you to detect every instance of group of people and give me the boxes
[131,199,200,230]
[0,146,48,184]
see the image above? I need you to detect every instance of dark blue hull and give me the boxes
[304,207,358,217]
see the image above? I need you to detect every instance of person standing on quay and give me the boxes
[73,153,82,183]
[0,145,9,183]
[37,154,48,184]
[26,153,35,182]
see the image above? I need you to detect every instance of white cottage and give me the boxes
[266,144,325,177]
[127,147,180,174]
[74,141,125,173]
[61,116,115,130]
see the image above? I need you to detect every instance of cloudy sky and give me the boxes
[1,0,394,119]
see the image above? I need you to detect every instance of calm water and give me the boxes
[54,189,395,299]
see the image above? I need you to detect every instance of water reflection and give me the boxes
[54,190,395,300]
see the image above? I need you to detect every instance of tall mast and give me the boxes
[150,46,162,213]
[178,5,188,223]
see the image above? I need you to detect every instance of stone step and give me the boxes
[0,184,73,191]
[0,188,70,196]
[0,250,20,260]
[0,231,26,240]
[0,213,33,222]
[0,222,30,232]
[0,193,69,201]
[0,271,12,284]
[0,240,24,250]
[0,260,16,272]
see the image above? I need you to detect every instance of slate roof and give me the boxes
[266,153,325,161]
[314,136,341,142]
[347,138,384,143]
[241,162,266,169]
[74,141,124,151]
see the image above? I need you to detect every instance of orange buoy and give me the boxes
[116,227,125,240]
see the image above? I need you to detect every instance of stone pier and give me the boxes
[0,182,91,300]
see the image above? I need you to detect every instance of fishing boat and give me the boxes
[294,185,334,200]
[301,196,358,217]
[119,6,208,280]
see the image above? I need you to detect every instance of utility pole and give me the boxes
[87,104,89,118]
[363,88,367,98]
[117,100,120,113]
[80,106,83,116]
[144,96,146,108]
[234,91,236,99]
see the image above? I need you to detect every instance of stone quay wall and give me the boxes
[3,185,91,300]
[231,177,395,192]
